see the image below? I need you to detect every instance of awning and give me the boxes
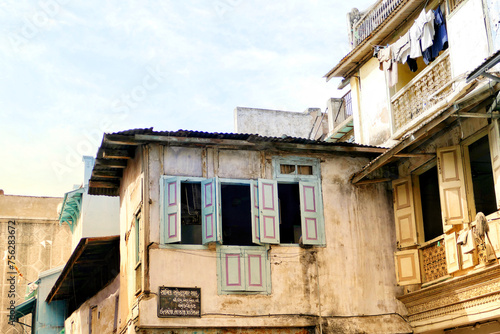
[466,49,500,83]
[58,188,85,232]
[351,79,499,184]
[46,236,119,311]
[13,297,36,321]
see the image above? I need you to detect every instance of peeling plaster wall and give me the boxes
[115,144,411,334]
[0,195,72,334]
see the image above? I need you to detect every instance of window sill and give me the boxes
[159,244,208,250]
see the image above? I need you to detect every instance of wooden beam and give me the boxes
[88,180,119,189]
[95,159,128,168]
[453,112,500,119]
[104,134,141,146]
[103,149,133,159]
[393,153,436,158]
[92,170,122,179]
[353,178,392,185]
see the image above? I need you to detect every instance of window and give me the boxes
[393,120,500,286]
[160,173,325,246]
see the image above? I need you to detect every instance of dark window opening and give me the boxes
[419,166,443,241]
[469,135,497,216]
[221,184,252,246]
[180,183,202,245]
[278,183,301,244]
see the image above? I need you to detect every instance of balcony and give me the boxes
[391,51,452,132]
[351,0,405,48]
[326,91,354,142]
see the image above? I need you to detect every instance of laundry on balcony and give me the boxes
[377,45,398,87]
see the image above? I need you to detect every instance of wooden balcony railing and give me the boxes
[351,0,405,47]
[420,236,447,284]
[391,51,452,131]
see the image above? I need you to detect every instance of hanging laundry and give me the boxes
[409,9,435,60]
[406,57,418,72]
[392,32,411,64]
[378,45,398,87]
[431,4,448,59]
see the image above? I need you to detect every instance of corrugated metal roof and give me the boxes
[46,236,119,312]
[466,49,500,83]
[89,127,389,196]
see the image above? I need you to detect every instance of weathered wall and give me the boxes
[0,194,72,334]
[124,145,410,334]
[234,107,328,139]
[64,274,119,334]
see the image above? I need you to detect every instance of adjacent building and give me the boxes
[326,0,500,332]
[0,193,72,333]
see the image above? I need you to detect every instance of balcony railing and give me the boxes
[351,0,405,47]
[391,51,452,132]
[332,90,353,129]
[420,236,447,284]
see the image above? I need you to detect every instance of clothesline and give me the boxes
[376,4,448,88]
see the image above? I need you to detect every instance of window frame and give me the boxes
[160,176,208,250]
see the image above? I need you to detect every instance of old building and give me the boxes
[326,0,500,332]
[0,192,72,333]
[80,128,412,334]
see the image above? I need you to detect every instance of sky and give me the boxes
[0,0,375,198]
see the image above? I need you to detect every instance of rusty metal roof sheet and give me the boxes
[88,128,388,196]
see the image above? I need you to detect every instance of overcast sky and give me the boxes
[0,0,374,198]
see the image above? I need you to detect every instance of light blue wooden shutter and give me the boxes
[220,248,245,291]
[299,181,325,245]
[258,179,280,244]
[201,177,220,244]
[161,177,181,244]
[245,248,269,292]
[250,181,261,244]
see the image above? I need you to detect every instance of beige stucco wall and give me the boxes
[0,194,72,334]
[64,274,119,334]
[116,144,410,334]
[356,58,392,146]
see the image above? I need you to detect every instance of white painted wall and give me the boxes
[448,0,489,77]
[71,192,120,250]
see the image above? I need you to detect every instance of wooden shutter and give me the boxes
[245,248,268,292]
[258,179,280,244]
[488,218,500,255]
[219,246,270,293]
[394,249,421,285]
[161,177,181,244]
[220,248,245,291]
[392,177,418,248]
[250,181,261,244]
[299,181,325,245]
[444,232,460,273]
[437,146,470,225]
[489,119,500,209]
[201,177,221,244]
